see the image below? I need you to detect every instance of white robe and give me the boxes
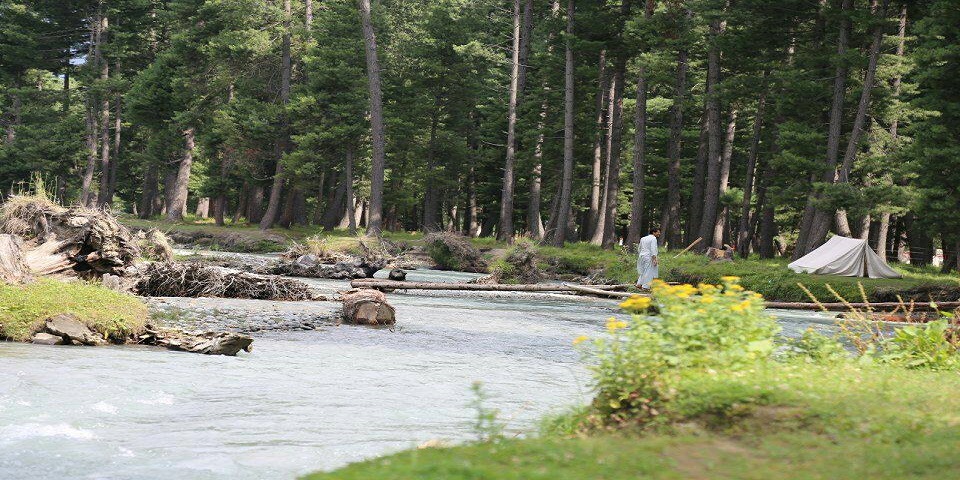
[636,234,659,289]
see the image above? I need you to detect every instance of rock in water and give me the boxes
[388,268,406,281]
[136,325,254,356]
[342,289,396,325]
[31,332,64,345]
[44,314,105,345]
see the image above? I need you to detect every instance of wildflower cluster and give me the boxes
[577,277,779,427]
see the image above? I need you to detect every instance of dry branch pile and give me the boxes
[135,262,313,300]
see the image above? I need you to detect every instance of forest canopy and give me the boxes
[1,0,958,268]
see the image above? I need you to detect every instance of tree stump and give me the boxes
[342,289,396,325]
[0,234,30,283]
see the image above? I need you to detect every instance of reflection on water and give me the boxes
[0,268,837,480]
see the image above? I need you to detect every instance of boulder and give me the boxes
[342,289,396,325]
[705,246,734,263]
[295,254,320,268]
[388,268,407,281]
[44,314,105,346]
[31,332,64,345]
[135,325,254,356]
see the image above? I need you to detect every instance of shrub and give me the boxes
[877,319,960,370]
[782,328,849,363]
[582,277,779,427]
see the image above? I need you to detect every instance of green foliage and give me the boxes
[877,319,960,371]
[583,278,778,427]
[781,328,848,364]
[467,382,505,443]
[0,278,148,342]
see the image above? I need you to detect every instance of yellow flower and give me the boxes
[721,276,741,283]
[606,317,628,332]
[700,295,716,304]
[727,284,745,292]
[730,300,752,312]
[573,335,589,345]
[619,295,652,313]
[698,283,719,294]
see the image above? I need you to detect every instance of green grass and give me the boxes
[660,253,960,303]
[0,279,149,342]
[303,363,960,480]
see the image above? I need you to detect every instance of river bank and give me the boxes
[303,364,960,480]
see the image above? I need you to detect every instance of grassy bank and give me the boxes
[305,363,960,480]
[0,279,148,341]
[119,217,958,302]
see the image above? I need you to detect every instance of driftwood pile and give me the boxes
[0,234,30,283]
[135,262,314,301]
[0,195,141,278]
[263,239,388,279]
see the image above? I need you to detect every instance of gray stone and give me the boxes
[295,254,320,268]
[31,332,64,345]
[45,314,105,346]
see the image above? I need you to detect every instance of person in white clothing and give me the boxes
[636,227,661,290]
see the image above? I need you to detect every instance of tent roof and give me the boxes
[788,236,902,279]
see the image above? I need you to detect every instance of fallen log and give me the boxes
[134,324,253,356]
[563,283,638,299]
[350,279,633,293]
[342,289,396,325]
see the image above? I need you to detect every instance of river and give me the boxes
[0,266,835,479]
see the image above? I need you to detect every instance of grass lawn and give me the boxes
[0,278,148,341]
[303,363,960,480]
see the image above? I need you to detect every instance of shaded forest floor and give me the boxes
[302,363,960,480]
[120,216,960,303]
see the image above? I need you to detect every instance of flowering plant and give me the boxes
[579,277,779,426]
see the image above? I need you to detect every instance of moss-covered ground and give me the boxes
[0,278,148,341]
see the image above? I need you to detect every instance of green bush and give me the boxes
[877,319,960,370]
[582,277,778,427]
[782,328,849,363]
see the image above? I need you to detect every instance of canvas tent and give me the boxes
[788,236,902,279]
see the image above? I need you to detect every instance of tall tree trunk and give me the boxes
[686,113,708,244]
[344,146,357,235]
[662,44,687,247]
[139,164,159,219]
[697,15,725,250]
[517,0,534,98]
[81,103,99,207]
[551,0,576,247]
[467,165,479,237]
[596,0,633,249]
[305,0,313,27]
[586,50,608,240]
[736,81,768,257]
[497,0,522,242]
[3,76,20,144]
[796,0,854,258]
[96,9,111,207]
[108,90,121,201]
[358,0,386,235]
[260,0,293,230]
[876,4,907,260]
[166,128,195,222]
[528,95,548,240]
[712,108,738,248]
[322,170,348,230]
[590,76,618,245]
[422,106,441,232]
[835,0,890,232]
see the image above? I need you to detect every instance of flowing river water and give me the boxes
[0,260,837,479]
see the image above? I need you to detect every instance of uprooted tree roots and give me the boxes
[135,262,314,301]
[0,195,140,277]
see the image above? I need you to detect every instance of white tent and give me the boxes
[788,236,902,279]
